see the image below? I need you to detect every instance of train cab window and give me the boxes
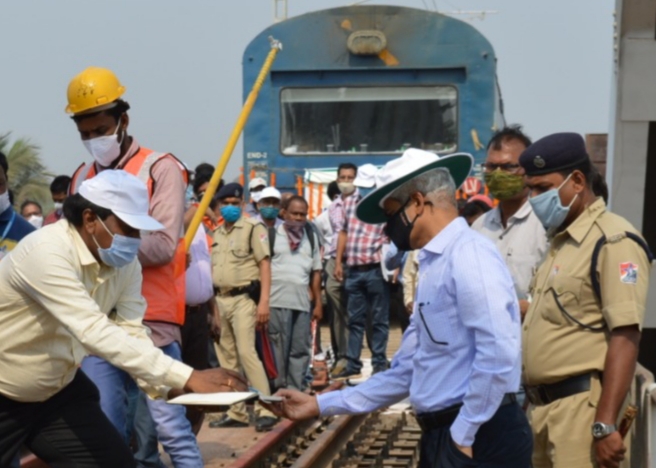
[280,86,457,155]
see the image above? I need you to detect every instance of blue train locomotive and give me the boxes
[242,5,504,198]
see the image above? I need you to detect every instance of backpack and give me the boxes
[268,223,316,258]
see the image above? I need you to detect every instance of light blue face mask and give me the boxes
[529,173,578,234]
[93,218,141,268]
[220,205,242,223]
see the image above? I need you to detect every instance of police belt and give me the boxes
[416,393,517,432]
[216,286,250,298]
[524,372,593,406]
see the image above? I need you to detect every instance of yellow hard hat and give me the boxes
[65,67,126,115]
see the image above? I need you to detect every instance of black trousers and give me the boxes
[419,402,532,468]
[181,302,211,371]
[0,371,135,468]
[181,302,211,431]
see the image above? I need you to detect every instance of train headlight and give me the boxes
[347,30,387,55]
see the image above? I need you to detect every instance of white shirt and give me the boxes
[185,227,214,306]
[471,200,549,299]
[0,220,192,402]
[313,208,333,260]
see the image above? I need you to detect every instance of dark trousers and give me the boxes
[0,371,135,468]
[419,403,532,468]
[181,302,211,371]
[345,267,390,371]
[182,302,211,431]
[388,281,410,332]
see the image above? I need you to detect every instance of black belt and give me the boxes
[350,262,380,272]
[416,393,517,432]
[524,372,593,406]
[216,286,250,298]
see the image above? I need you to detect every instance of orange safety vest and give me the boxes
[70,147,188,326]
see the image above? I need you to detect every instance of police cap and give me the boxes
[216,182,244,200]
[519,132,590,176]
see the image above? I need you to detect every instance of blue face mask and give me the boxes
[93,218,141,268]
[529,174,578,234]
[220,205,242,223]
[259,206,280,220]
[358,186,374,197]
[185,185,195,205]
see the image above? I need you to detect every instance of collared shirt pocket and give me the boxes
[417,301,453,351]
[542,274,583,326]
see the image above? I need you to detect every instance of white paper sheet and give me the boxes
[168,392,258,406]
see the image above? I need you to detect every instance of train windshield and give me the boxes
[280,86,457,155]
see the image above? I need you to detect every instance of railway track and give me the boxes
[229,407,421,468]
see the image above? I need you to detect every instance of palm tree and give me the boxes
[0,133,54,212]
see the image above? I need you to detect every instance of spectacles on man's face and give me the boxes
[481,163,521,173]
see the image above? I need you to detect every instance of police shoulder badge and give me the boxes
[619,262,638,284]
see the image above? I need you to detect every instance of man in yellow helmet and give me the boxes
[65,67,202,466]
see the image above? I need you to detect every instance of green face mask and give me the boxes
[484,169,525,200]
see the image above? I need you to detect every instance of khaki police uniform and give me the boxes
[523,198,650,467]
[212,217,275,422]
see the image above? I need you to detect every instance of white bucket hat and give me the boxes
[353,163,378,188]
[79,170,164,231]
[356,148,473,224]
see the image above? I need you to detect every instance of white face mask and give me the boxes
[27,215,43,229]
[53,201,64,212]
[0,191,10,213]
[82,120,124,167]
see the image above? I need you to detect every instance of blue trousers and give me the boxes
[419,403,532,468]
[344,267,390,372]
[133,341,203,468]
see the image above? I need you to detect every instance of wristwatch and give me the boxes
[592,422,617,439]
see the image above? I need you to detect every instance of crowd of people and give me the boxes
[0,65,651,468]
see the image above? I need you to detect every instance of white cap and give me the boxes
[354,163,378,188]
[248,177,267,190]
[258,186,281,201]
[79,170,165,231]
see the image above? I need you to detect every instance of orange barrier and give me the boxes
[308,182,315,218]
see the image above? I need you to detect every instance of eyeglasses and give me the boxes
[481,163,521,173]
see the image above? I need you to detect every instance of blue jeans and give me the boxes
[133,341,203,468]
[345,267,390,372]
[81,355,138,444]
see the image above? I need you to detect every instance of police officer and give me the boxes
[209,182,279,432]
[520,133,652,468]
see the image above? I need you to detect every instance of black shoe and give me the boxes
[332,369,362,381]
[209,415,248,428]
[373,362,390,375]
[255,416,279,432]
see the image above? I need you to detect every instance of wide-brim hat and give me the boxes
[356,149,473,224]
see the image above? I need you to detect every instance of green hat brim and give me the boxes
[355,153,474,224]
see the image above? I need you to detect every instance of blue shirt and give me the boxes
[0,206,35,260]
[318,217,521,446]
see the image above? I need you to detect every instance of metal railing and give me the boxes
[630,364,656,467]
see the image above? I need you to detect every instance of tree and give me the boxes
[0,133,53,212]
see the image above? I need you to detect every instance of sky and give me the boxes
[1,0,615,182]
